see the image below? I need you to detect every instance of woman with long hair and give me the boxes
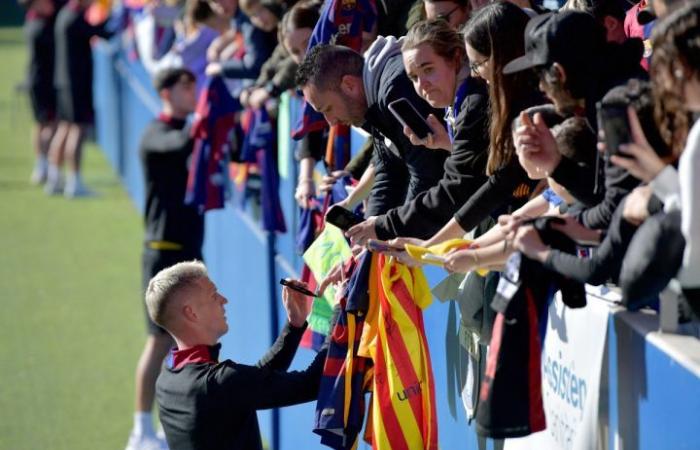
[392,1,542,271]
[352,17,492,240]
[605,2,700,314]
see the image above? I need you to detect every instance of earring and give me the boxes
[674,68,685,80]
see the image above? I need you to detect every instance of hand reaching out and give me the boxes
[346,217,377,246]
[403,114,452,152]
[294,178,315,209]
[513,225,550,263]
[319,170,350,193]
[514,111,561,178]
[610,107,666,182]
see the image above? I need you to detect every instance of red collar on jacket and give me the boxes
[158,113,187,128]
[170,343,221,370]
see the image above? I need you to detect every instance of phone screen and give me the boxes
[598,103,631,157]
[326,205,363,231]
[388,98,432,140]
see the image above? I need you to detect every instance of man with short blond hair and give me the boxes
[144,260,208,330]
[126,67,202,450]
[149,261,328,450]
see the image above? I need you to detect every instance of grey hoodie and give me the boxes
[358,35,448,216]
[363,35,404,109]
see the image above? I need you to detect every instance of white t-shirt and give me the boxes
[679,118,700,287]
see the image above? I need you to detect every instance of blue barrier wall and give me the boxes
[94,44,700,450]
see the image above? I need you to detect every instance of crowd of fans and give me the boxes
[21,0,700,448]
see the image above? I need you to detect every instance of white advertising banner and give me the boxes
[504,293,609,450]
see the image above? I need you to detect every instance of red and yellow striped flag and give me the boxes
[370,254,438,450]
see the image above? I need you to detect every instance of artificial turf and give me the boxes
[0,27,147,449]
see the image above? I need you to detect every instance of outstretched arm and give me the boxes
[255,285,311,371]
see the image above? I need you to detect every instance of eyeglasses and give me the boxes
[436,5,460,22]
[469,58,489,74]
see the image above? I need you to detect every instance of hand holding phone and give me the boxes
[325,205,364,231]
[389,98,433,140]
[597,101,632,158]
[609,107,667,183]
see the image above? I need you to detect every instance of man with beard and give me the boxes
[296,41,447,217]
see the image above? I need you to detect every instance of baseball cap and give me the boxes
[503,10,606,75]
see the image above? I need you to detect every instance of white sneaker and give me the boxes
[124,432,168,450]
[63,177,94,198]
[30,164,48,185]
[43,175,64,196]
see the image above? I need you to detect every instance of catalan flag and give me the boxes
[370,254,438,450]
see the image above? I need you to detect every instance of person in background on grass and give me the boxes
[147,261,328,450]
[21,0,61,186]
[125,67,202,450]
[46,0,113,197]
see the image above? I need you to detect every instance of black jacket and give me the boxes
[572,159,641,229]
[550,39,647,227]
[450,89,546,233]
[453,159,536,233]
[374,77,489,239]
[25,10,57,91]
[157,323,326,450]
[140,117,204,252]
[362,37,447,216]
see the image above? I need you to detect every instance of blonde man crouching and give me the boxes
[146,261,327,450]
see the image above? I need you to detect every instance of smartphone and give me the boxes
[279,278,318,297]
[325,205,364,231]
[597,102,632,158]
[366,239,405,253]
[388,98,433,140]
